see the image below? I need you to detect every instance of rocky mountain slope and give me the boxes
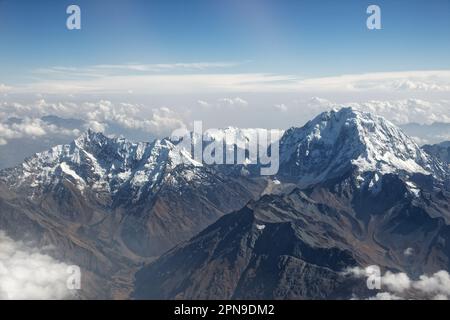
[423,141,450,168]
[133,108,450,300]
[0,130,267,298]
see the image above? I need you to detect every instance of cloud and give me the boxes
[0,231,72,300]
[197,100,210,108]
[0,99,187,144]
[284,97,450,126]
[0,95,448,146]
[196,97,249,110]
[347,99,450,125]
[0,117,80,145]
[382,271,411,293]
[84,120,107,133]
[298,70,450,93]
[0,84,11,93]
[217,97,249,108]
[413,271,450,297]
[273,104,288,112]
[367,292,402,300]
[91,61,243,72]
[139,107,187,136]
[10,68,450,95]
[345,266,450,300]
[35,61,244,77]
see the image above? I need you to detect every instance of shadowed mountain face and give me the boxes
[1,107,449,299]
[132,173,450,299]
[423,142,450,167]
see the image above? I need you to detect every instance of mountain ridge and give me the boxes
[1,107,449,299]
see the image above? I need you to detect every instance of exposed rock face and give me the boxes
[133,174,450,300]
[423,141,450,169]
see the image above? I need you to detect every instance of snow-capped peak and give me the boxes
[1,131,202,199]
[279,107,441,186]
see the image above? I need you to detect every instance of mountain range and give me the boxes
[1,107,449,299]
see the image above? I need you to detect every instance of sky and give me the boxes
[0,0,449,83]
[0,0,449,149]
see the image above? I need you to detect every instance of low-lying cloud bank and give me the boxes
[0,231,72,300]
[345,266,450,300]
[0,96,449,147]
[0,100,186,146]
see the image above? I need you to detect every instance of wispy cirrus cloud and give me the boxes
[32,61,247,80]
[93,61,245,72]
[13,68,450,95]
[17,73,298,95]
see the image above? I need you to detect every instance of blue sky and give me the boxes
[0,0,449,86]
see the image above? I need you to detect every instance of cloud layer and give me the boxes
[7,68,450,95]
[0,99,187,145]
[0,231,72,300]
[345,266,450,300]
[1,90,449,149]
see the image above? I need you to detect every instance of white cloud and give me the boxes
[345,266,450,300]
[283,97,450,126]
[274,104,288,112]
[197,100,211,108]
[10,73,297,95]
[0,117,80,145]
[382,271,411,293]
[0,84,11,93]
[35,61,243,77]
[367,292,402,300]
[347,99,450,125]
[3,60,450,98]
[91,61,243,72]
[404,248,414,256]
[217,97,249,108]
[412,271,450,297]
[141,107,186,136]
[0,231,72,300]
[196,97,249,110]
[0,94,448,146]
[298,70,450,93]
[0,99,187,144]
[8,68,450,95]
[84,120,107,133]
